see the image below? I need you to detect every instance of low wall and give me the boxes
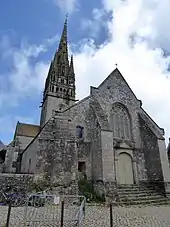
[0,173,34,191]
[0,173,78,195]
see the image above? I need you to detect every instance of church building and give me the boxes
[3,18,170,197]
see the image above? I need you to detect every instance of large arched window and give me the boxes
[111,103,132,140]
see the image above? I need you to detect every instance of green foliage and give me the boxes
[78,178,105,203]
[30,180,51,192]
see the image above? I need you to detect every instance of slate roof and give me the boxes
[15,122,40,138]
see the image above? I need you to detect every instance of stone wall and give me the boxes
[77,141,92,179]
[90,69,142,149]
[0,173,78,195]
[21,137,38,173]
[86,106,103,181]
[62,96,91,141]
[33,115,77,186]
[93,181,117,201]
[139,115,164,182]
[63,97,104,182]
[134,149,148,182]
[0,173,34,191]
[4,142,17,173]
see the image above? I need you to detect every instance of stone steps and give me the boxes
[119,196,165,202]
[115,184,169,206]
[117,188,157,193]
[118,194,164,200]
[117,198,170,206]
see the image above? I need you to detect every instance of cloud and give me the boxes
[71,0,170,143]
[1,0,170,146]
[53,0,78,14]
[80,8,112,39]
[0,35,59,110]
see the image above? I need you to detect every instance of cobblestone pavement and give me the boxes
[1,205,170,226]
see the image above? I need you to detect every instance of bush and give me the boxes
[78,178,105,203]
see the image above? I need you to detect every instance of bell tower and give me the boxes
[40,17,76,127]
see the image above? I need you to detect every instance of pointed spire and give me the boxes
[58,14,68,53]
[68,55,75,84]
[52,15,69,78]
[70,55,74,71]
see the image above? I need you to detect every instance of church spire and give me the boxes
[58,15,68,54]
[40,16,76,127]
[53,15,69,78]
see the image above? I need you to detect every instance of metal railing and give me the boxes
[24,194,86,227]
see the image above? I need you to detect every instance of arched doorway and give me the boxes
[117,152,134,184]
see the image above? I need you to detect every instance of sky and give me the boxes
[0,0,170,145]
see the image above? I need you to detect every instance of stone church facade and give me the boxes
[3,19,170,197]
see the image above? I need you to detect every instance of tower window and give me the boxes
[61,78,64,84]
[51,85,54,92]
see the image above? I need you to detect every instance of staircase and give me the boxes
[115,184,170,206]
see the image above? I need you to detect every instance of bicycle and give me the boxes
[0,186,27,207]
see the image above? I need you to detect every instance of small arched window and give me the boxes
[60,88,62,92]
[61,78,64,84]
[56,87,59,92]
[76,125,84,138]
[51,85,54,92]
[111,103,131,140]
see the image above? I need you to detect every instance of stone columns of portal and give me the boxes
[101,130,115,182]
[158,139,170,197]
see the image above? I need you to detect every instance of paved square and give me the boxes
[1,205,170,226]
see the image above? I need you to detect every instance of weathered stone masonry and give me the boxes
[4,19,170,199]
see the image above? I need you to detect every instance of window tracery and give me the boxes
[111,103,131,140]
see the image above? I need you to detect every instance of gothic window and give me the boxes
[111,103,131,140]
